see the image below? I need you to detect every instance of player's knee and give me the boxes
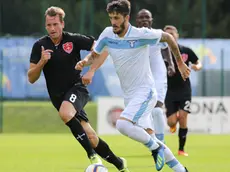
[167,118,177,127]
[116,119,129,135]
[59,109,75,123]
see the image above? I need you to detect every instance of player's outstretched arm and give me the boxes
[75,51,108,71]
[76,51,108,85]
[161,47,176,76]
[160,32,190,80]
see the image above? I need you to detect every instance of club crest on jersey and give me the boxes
[128,40,136,48]
[181,53,188,62]
[63,42,73,54]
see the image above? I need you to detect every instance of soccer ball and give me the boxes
[85,164,108,172]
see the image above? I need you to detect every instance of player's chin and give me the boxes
[49,33,58,38]
[113,28,120,34]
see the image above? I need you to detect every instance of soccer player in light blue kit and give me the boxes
[76,1,189,171]
[136,9,176,143]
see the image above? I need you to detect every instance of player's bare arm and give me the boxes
[191,60,202,71]
[75,51,108,71]
[89,51,108,72]
[76,51,108,85]
[28,46,53,83]
[75,51,99,70]
[160,32,190,80]
[161,47,176,76]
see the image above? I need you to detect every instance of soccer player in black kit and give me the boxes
[163,25,202,156]
[27,6,129,172]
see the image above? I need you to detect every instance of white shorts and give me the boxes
[155,81,167,103]
[120,88,157,130]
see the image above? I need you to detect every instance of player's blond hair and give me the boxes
[45,6,65,22]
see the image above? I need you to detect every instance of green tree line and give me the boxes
[0,0,229,38]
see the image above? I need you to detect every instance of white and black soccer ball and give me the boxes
[85,164,108,172]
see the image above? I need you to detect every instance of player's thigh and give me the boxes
[59,101,77,123]
[64,84,90,122]
[49,94,74,122]
[121,89,157,130]
[178,109,188,128]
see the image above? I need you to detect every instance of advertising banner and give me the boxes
[97,97,230,135]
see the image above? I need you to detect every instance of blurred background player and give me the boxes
[164,25,202,156]
[136,9,176,143]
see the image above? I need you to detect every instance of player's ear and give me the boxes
[125,15,130,21]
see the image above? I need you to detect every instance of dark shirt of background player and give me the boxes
[163,25,202,157]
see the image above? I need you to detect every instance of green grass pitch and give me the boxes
[0,134,230,172]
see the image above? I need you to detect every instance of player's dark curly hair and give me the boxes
[106,0,131,17]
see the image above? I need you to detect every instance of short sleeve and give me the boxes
[73,34,95,51]
[187,48,199,64]
[94,28,109,54]
[30,41,41,64]
[139,28,162,45]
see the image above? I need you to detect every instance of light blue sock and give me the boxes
[152,107,165,142]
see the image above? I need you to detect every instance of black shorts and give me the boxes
[49,83,90,122]
[165,90,191,117]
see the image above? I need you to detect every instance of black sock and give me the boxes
[66,117,95,158]
[94,138,123,170]
[178,128,188,151]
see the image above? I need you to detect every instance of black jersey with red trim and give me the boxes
[30,31,94,95]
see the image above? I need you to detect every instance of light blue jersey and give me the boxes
[94,24,162,99]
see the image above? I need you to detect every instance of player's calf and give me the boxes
[152,107,165,142]
[81,121,99,147]
[94,138,127,171]
[116,119,166,171]
[66,116,96,158]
